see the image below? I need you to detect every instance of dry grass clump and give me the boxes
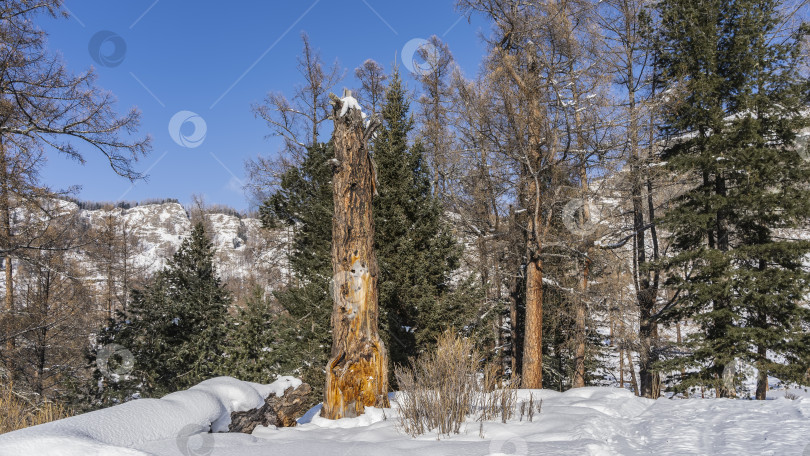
[477,361,518,423]
[394,331,520,438]
[517,392,542,422]
[0,382,72,434]
[784,391,800,400]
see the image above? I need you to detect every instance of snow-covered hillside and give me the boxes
[75,201,289,284]
[0,378,808,455]
[0,199,291,318]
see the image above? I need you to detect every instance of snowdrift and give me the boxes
[0,376,300,456]
[2,381,809,455]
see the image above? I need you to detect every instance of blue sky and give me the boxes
[38,1,489,211]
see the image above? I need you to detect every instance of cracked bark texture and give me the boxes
[321,94,389,419]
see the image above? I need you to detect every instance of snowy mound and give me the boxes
[2,384,810,455]
[0,376,301,456]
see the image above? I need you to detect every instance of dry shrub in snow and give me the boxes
[0,382,72,434]
[394,331,518,438]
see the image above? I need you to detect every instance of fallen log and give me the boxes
[229,383,312,433]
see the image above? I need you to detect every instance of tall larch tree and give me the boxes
[599,0,666,398]
[0,0,150,377]
[259,142,336,403]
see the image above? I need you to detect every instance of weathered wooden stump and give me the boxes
[321,91,389,420]
[229,383,312,433]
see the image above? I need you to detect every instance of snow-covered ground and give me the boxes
[1,377,809,456]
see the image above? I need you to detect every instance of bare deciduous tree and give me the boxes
[252,33,343,153]
[0,0,151,376]
[449,73,515,373]
[246,34,344,215]
[14,211,95,399]
[417,36,456,198]
[456,0,621,390]
[85,208,147,320]
[599,0,666,398]
[354,59,387,116]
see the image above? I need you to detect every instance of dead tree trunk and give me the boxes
[230,383,312,433]
[321,91,389,419]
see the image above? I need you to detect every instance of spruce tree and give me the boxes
[220,287,281,383]
[372,69,475,367]
[259,142,335,403]
[655,0,810,398]
[90,223,231,402]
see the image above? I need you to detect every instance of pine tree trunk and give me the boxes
[572,72,590,390]
[523,235,543,388]
[755,364,768,400]
[522,114,545,390]
[676,320,687,397]
[627,350,639,396]
[573,258,588,388]
[322,94,389,419]
[0,140,14,374]
[755,321,768,400]
[714,173,732,398]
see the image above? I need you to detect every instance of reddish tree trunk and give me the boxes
[522,177,544,389]
[523,255,543,389]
